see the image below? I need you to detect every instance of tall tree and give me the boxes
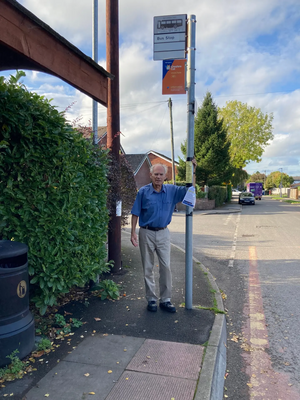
[178,93,232,186]
[219,101,274,168]
[247,171,267,184]
[194,92,232,186]
[265,171,294,190]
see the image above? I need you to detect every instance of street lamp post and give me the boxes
[280,168,283,198]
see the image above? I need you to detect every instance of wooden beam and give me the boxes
[0,0,112,107]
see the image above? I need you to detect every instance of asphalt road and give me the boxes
[169,196,300,399]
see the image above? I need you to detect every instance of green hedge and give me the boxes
[208,186,227,207]
[166,181,207,199]
[0,73,110,314]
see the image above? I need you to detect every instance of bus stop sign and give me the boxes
[153,14,187,60]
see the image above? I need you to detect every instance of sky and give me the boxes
[5,0,300,177]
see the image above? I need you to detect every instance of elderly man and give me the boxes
[131,163,191,313]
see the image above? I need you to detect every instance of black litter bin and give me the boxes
[0,240,35,368]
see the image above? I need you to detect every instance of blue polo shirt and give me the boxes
[131,183,186,228]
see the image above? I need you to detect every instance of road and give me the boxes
[169,196,300,399]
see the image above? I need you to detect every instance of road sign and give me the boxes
[162,60,186,95]
[153,14,187,60]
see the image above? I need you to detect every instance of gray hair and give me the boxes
[150,163,168,174]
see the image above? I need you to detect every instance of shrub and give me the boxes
[107,153,137,227]
[0,72,110,314]
[208,186,227,207]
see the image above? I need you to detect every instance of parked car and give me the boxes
[239,192,255,205]
[232,189,242,195]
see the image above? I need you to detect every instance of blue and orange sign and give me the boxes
[162,59,186,95]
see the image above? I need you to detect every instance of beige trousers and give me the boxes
[138,227,171,303]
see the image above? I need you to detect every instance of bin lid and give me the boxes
[0,241,28,259]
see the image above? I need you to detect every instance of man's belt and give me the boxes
[140,226,167,232]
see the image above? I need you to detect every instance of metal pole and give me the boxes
[280,168,283,197]
[106,0,122,272]
[185,15,196,310]
[92,0,98,145]
[168,98,176,185]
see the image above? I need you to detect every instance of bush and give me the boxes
[0,72,110,314]
[166,181,206,199]
[208,186,227,207]
[107,153,137,227]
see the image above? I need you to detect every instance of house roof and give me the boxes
[78,126,125,154]
[292,176,300,181]
[147,150,179,166]
[124,154,151,175]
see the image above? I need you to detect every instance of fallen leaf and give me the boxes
[45,395,50,398]
[108,370,112,374]
[103,333,108,336]
[93,330,96,333]
[247,383,252,388]
[89,392,95,395]
[174,320,178,323]
[84,373,90,377]
[94,318,101,321]
[231,335,239,343]
[33,351,44,358]
[124,349,127,352]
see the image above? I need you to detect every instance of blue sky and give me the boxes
[5,0,300,177]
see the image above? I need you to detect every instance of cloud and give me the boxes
[11,0,300,176]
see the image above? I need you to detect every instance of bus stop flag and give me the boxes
[162,59,186,95]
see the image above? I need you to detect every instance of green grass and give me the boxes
[196,305,225,314]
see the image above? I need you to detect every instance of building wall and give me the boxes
[135,161,151,189]
[148,153,178,182]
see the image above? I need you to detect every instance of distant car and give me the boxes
[232,189,242,195]
[239,192,255,205]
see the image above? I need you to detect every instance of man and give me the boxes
[131,163,194,313]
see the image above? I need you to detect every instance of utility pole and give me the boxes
[168,98,176,185]
[92,0,98,145]
[185,15,196,310]
[106,0,122,272]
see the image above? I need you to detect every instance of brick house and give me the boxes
[81,126,179,188]
[147,150,179,182]
[124,154,152,189]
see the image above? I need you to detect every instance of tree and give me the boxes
[247,171,267,184]
[231,168,249,188]
[265,171,294,190]
[219,100,274,168]
[178,92,232,186]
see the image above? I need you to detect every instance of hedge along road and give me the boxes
[168,197,300,400]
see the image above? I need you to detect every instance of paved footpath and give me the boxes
[3,208,232,400]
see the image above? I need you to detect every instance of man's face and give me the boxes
[150,165,166,186]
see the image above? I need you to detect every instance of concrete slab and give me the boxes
[105,370,197,400]
[64,334,145,368]
[127,339,203,380]
[25,360,124,400]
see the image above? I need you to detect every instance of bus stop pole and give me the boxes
[185,14,196,310]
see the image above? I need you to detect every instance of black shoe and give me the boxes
[159,301,176,313]
[147,301,157,312]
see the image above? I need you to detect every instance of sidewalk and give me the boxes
[2,219,228,400]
